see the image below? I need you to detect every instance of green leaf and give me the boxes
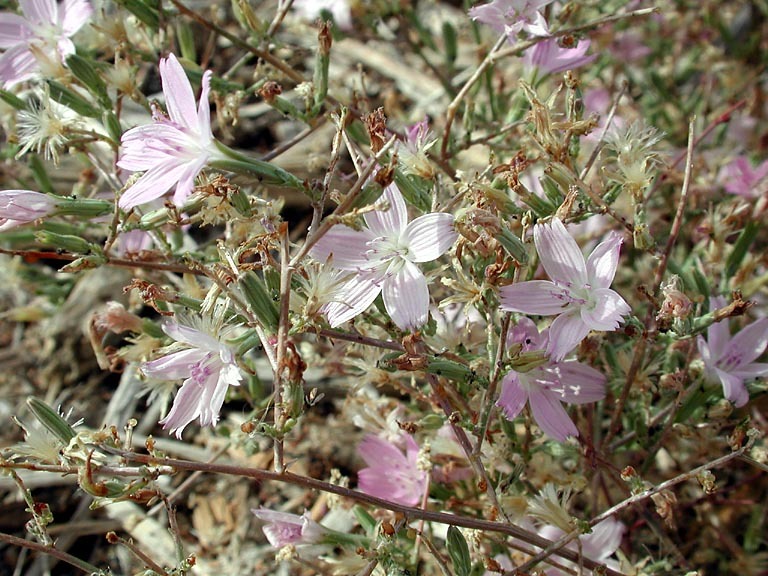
[446,526,471,576]
[726,220,758,278]
[46,80,100,118]
[26,398,76,444]
[0,89,27,110]
[114,0,160,29]
[66,54,111,108]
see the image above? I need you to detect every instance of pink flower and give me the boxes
[0,189,57,230]
[499,218,630,361]
[251,508,325,548]
[524,37,597,76]
[357,433,428,506]
[310,183,457,330]
[539,517,625,575]
[469,0,552,39]
[697,296,768,407]
[142,318,242,438]
[0,0,92,87]
[717,156,768,198]
[118,53,221,210]
[497,318,606,441]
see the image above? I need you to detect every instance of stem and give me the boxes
[104,447,622,575]
[0,532,104,574]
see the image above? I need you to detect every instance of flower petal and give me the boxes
[534,218,587,287]
[160,53,197,131]
[497,372,529,420]
[161,319,219,350]
[547,311,591,361]
[322,272,382,327]
[0,14,32,48]
[20,0,57,25]
[172,156,208,205]
[581,287,630,331]
[499,280,571,315]
[118,161,189,209]
[582,518,625,561]
[382,259,429,330]
[732,362,768,379]
[403,213,457,262]
[528,387,579,441]
[724,317,768,366]
[142,348,206,379]
[364,183,407,237]
[586,230,623,289]
[197,69,213,140]
[706,296,730,360]
[714,367,749,407]
[546,361,606,404]
[0,44,37,87]
[309,224,374,270]
[59,0,92,36]
[159,377,203,438]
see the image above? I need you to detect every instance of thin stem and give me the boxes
[274,224,293,473]
[653,117,696,291]
[316,328,405,352]
[105,447,622,575]
[511,440,752,575]
[0,532,103,574]
[473,312,510,458]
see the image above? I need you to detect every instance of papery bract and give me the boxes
[500,218,630,360]
[142,318,242,438]
[0,189,57,230]
[118,53,221,209]
[697,296,768,407]
[0,0,92,87]
[497,318,606,441]
[310,183,457,331]
[357,433,428,506]
[251,508,325,548]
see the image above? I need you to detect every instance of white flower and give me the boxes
[310,183,457,330]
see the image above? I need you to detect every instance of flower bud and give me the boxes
[0,190,57,230]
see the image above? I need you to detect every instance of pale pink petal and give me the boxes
[586,231,623,288]
[310,225,375,270]
[499,280,571,315]
[528,387,579,441]
[547,311,591,361]
[0,44,37,87]
[118,124,198,171]
[706,296,730,360]
[55,36,75,59]
[0,14,32,47]
[497,373,528,420]
[197,69,213,140]
[322,272,382,327]
[732,362,768,379]
[357,434,406,468]
[365,183,408,237]
[161,320,219,350]
[382,260,429,330]
[118,161,189,209]
[714,367,749,407]
[507,316,545,350]
[580,288,630,331]
[403,213,457,262]
[58,0,92,36]
[142,348,207,379]
[159,377,204,438]
[198,371,228,427]
[582,518,625,561]
[172,156,208,205]
[547,361,606,404]
[19,0,57,25]
[724,318,768,366]
[697,335,713,367]
[534,219,588,287]
[159,53,197,130]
